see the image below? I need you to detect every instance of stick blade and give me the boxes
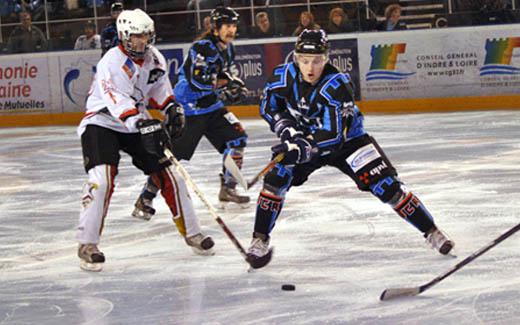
[380,287,421,301]
[246,248,274,269]
[224,154,248,190]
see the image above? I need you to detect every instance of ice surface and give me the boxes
[0,111,519,324]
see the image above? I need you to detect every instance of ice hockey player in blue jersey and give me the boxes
[132,6,250,220]
[246,29,455,268]
[100,2,123,56]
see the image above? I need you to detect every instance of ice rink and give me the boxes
[1,110,519,324]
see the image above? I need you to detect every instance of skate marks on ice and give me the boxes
[1,112,520,323]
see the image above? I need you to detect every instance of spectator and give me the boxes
[203,15,211,31]
[478,0,516,25]
[377,4,406,31]
[100,1,123,56]
[326,7,355,34]
[0,1,22,20]
[7,11,47,53]
[251,11,276,38]
[74,21,101,50]
[292,11,320,36]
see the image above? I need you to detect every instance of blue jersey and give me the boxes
[174,34,237,116]
[260,62,365,154]
[100,22,118,56]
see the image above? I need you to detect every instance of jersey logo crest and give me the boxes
[147,68,165,84]
[122,58,135,79]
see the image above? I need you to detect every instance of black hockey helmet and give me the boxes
[111,2,124,13]
[210,6,239,30]
[295,29,329,55]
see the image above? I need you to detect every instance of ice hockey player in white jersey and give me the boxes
[76,9,214,272]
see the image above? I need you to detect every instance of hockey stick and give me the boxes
[223,154,248,190]
[247,153,285,189]
[164,148,273,269]
[380,222,520,301]
[223,153,285,190]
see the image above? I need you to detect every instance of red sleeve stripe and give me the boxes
[119,108,139,121]
[149,95,175,111]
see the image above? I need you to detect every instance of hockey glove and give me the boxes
[163,101,185,139]
[271,136,318,165]
[273,117,303,143]
[219,77,248,104]
[137,119,169,157]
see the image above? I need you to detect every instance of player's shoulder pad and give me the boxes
[99,48,131,77]
[266,62,297,90]
[149,46,167,67]
[319,64,354,101]
[192,39,219,59]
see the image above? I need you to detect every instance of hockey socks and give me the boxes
[254,191,284,236]
[393,192,435,233]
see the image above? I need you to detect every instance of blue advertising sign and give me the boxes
[159,48,184,87]
[233,38,360,105]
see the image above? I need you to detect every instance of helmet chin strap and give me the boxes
[124,41,147,60]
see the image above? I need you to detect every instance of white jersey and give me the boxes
[74,34,101,50]
[78,45,173,136]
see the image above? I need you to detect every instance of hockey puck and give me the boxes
[281,284,295,291]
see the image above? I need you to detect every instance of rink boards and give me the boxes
[2,24,520,127]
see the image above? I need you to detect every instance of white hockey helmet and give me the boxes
[117,9,155,59]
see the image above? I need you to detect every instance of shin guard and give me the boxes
[222,147,245,188]
[393,192,435,233]
[141,176,159,201]
[77,165,117,244]
[254,191,284,237]
[152,168,202,237]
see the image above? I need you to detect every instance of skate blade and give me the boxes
[246,247,274,270]
[218,201,250,211]
[131,210,153,221]
[80,260,103,272]
[191,246,216,256]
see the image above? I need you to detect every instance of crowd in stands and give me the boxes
[1,0,519,54]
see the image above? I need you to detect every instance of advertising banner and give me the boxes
[3,24,520,122]
[59,53,100,112]
[0,57,51,114]
[159,48,185,87]
[235,38,360,105]
[358,26,520,100]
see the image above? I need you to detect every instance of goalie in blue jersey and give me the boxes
[246,29,455,268]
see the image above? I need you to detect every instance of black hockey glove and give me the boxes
[163,101,185,139]
[137,119,169,157]
[219,77,248,104]
[274,117,303,143]
[271,136,318,165]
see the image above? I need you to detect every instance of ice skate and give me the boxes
[78,244,105,272]
[425,226,454,255]
[185,233,215,256]
[246,233,274,269]
[218,174,250,209]
[131,196,156,221]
